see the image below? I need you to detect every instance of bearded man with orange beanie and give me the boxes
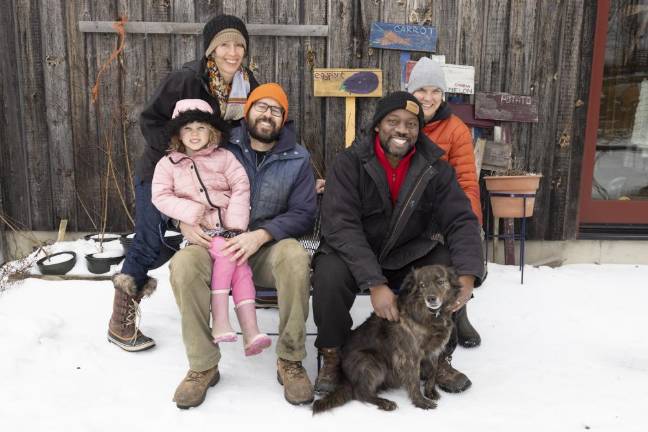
[169,83,317,409]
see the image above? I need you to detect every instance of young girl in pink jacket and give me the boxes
[152,99,271,356]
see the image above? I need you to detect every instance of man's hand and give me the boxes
[369,284,399,322]
[222,229,272,264]
[179,222,212,248]
[315,179,326,194]
[451,275,475,312]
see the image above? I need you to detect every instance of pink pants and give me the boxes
[208,236,255,304]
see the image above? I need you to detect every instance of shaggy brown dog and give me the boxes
[312,265,461,413]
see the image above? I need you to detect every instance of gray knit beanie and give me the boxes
[406,57,447,93]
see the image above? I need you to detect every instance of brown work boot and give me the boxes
[276,358,314,405]
[173,365,221,409]
[457,305,481,348]
[107,274,156,352]
[436,356,472,393]
[314,347,341,394]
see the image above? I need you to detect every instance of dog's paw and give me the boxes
[424,385,441,401]
[377,400,398,411]
[413,397,437,410]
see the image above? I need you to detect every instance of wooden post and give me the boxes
[345,97,356,147]
[57,219,68,243]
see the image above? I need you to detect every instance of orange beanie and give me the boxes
[243,83,289,124]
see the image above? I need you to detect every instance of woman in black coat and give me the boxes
[107,15,259,352]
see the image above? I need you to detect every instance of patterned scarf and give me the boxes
[207,56,250,121]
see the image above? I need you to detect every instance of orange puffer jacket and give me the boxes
[421,103,483,224]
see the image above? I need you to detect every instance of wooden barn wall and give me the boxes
[0,0,596,241]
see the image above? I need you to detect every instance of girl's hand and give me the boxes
[179,222,211,248]
[222,229,272,264]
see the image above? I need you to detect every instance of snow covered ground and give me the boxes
[1,244,646,431]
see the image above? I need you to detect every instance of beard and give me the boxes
[380,135,414,159]
[249,116,281,144]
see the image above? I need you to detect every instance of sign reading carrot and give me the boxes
[314,68,383,147]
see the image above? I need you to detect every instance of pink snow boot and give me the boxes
[235,300,271,356]
[211,289,238,344]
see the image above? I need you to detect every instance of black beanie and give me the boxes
[202,14,250,55]
[371,91,424,130]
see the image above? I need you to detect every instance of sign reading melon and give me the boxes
[313,68,382,98]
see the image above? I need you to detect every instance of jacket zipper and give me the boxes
[378,165,433,263]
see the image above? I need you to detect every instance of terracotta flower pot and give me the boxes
[484,175,542,218]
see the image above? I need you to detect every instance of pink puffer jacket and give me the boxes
[152,145,250,231]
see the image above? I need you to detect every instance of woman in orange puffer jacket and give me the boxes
[408,56,483,349]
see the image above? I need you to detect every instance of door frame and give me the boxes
[579,0,648,224]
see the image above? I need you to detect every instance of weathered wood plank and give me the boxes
[276,0,301,141]
[78,21,329,36]
[546,0,585,240]
[41,0,78,230]
[479,0,509,92]
[430,0,459,63]
[325,0,354,168]
[248,1,276,84]
[565,0,597,239]
[171,1,196,69]
[194,0,222,59]
[93,0,128,232]
[301,0,327,180]
[118,0,146,219]
[70,1,102,231]
[144,1,173,101]
[381,0,408,94]
[0,0,30,228]
[456,0,484,81]
[15,0,54,229]
[356,0,382,137]
[525,0,563,239]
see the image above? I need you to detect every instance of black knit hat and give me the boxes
[167,109,231,139]
[203,14,250,55]
[371,91,425,129]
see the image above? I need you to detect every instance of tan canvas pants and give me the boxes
[170,239,311,371]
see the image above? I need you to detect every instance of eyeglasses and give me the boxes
[253,102,284,118]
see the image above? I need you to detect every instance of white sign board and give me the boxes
[442,64,475,95]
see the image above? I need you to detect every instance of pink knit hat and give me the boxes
[172,99,214,118]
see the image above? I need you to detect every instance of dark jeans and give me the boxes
[312,245,457,357]
[120,178,166,289]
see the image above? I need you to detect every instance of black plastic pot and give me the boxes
[85,252,125,274]
[120,231,183,269]
[37,252,77,275]
[84,233,122,243]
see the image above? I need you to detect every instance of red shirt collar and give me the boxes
[374,135,416,204]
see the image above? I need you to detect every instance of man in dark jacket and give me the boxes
[312,92,485,396]
[107,14,259,353]
[169,84,318,409]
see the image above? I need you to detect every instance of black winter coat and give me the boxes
[318,133,485,292]
[136,58,259,182]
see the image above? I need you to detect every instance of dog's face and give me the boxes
[399,265,461,320]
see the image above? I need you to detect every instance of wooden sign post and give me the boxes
[313,68,383,147]
[368,22,437,91]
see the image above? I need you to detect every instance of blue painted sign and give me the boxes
[369,22,437,52]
